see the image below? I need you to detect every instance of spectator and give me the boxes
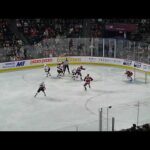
[130,124,136,131]
[43,29,49,38]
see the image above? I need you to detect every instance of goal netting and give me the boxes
[128,67,148,84]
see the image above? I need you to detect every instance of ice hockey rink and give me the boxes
[0,64,150,131]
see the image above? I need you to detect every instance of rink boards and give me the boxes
[0,56,150,74]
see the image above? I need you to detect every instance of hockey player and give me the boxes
[125,70,133,82]
[57,63,64,77]
[72,68,77,80]
[83,74,93,91]
[34,82,46,97]
[44,64,51,77]
[75,65,85,80]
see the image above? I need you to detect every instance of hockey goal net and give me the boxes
[128,67,149,84]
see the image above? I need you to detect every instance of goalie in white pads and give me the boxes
[34,82,46,97]
[75,66,85,80]
[72,68,77,80]
[57,63,64,77]
[44,64,51,77]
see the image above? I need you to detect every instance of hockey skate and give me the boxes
[84,86,87,91]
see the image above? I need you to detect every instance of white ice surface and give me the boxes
[0,65,150,131]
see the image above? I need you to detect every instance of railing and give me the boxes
[1,38,150,64]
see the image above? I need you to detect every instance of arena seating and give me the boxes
[0,19,23,62]
[1,19,150,63]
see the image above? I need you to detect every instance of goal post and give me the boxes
[145,71,148,84]
[125,67,148,84]
[133,67,148,84]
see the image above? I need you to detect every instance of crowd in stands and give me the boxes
[0,19,14,47]
[15,19,85,44]
[89,19,103,37]
[121,123,150,131]
[1,19,150,62]
[0,19,100,62]
[0,19,26,62]
[15,19,105,42]
[103,19,150,40]
[15,19,150,44]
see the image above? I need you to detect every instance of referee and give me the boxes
[63,58,70,74]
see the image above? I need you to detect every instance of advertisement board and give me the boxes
[134,61,141,68]
[98,57,123,65]
[30,58,53,65]
[16,61,26,67]
[105,23,138,32]
[2,62,16,68]
[88,57,97,62]
[123,59,132,66]
[0,57,150,73]
[57,57,81,63]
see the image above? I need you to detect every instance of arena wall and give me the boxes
[0,56,150,74]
